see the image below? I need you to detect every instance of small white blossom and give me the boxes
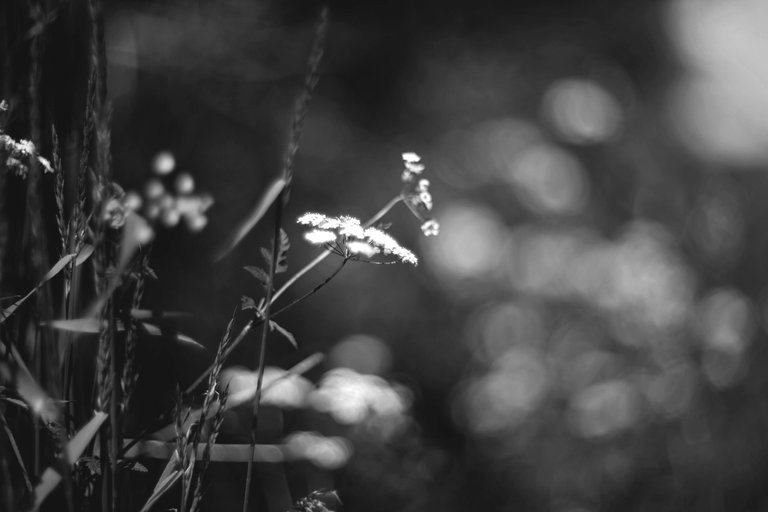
[401,152,426,183]
[152,151,175,175]
[103,198,127,229]
[304,229,337,245]
[37,156,53,174]
[124,191,143,211]
[402,152,421,163]
[297,212,328,227]
[0,99,8,112]
[420,219,440,237]
[17,139,35,156]
[174,172,195,194]
[347,240,379,257]
[6,156,26,178]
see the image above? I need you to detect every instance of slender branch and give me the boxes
[271,248,330,304]
[242,191,283,512]
[363,194,404,229]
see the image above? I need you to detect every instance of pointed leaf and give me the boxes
[33,411,108,510]
[85,213,154,318]
[75,244,95,266]
[0,409,32,492]
[43,253,77,281]
[244,266,270,287]
[1,253,77,323]
[269,320,297,348]
[139,452,183,512]
[0,344,58,423]
[260,247,273,267]
[130,309,191,321]
[240,296,258,312]
[44,317,127,333]
[141,323,205,351]
[214,176,286,261]
[276,228,290,273]
[46,318,103,333]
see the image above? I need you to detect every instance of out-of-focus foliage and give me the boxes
[104,0,768,511]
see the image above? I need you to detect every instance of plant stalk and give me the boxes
[242,191,284,512]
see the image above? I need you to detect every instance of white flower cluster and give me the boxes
[130,151,213,231]
[400,151,440,237]
[298,212,418,265]
[0,131,54,179]
[401,151,425,183]
[420,219,440,236]
[415,178,433,211]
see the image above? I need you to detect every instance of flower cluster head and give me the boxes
[102,183,129,229]
[129,151,213,231]
[400,152,439,237]
[298,212,418,265]
[1,129,54,179]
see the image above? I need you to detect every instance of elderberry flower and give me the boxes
[420,219,440,236]
[298,212,418,265]
[304,229,337,245]
[347,240,379,257]
[101,183,128,229]
[401,152,425,183]
[399,152,439,238]
[1,130,54,177]
[37,156,53,174]
[103,198,127,229]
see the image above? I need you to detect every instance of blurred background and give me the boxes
[103,0,768,510]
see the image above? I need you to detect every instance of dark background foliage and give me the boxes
[5,0,768,511]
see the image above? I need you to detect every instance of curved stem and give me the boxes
[363,194,404,229]
[271,248,331,304]
[243,190,284,512]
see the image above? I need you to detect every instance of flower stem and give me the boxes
[242,190,283,512]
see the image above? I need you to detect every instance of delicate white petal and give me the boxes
[304,229,337,245]
[402,152,421,163]
[347,240,379,257]
[421,219,440,237]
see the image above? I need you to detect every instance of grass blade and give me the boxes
[140,323,205,351]
[0,252,77,323]
[213,176,286,262]
[32,411,108,510]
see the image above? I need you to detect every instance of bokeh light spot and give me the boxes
[505,143,590,215]
[542,78,623,145]
[328,334,393,375]
[424,202,506,282]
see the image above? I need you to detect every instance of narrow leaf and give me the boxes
[75,244,95,266]
[240,296,258,312]
[43,253,77,282]
[276,228,290,273]
[269,320,297,348]
[0,410,33,492]
[139,452,183,512]
[0,344,58,423]
[1,253,76,323]
[45,318,104,333]
[131,309,191,321]
[214,176,286,261]
[141,323,205,351]
[85,213,154,317]
[260,247,273,267]
[33,411,108,510]
[244,266,270,287]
